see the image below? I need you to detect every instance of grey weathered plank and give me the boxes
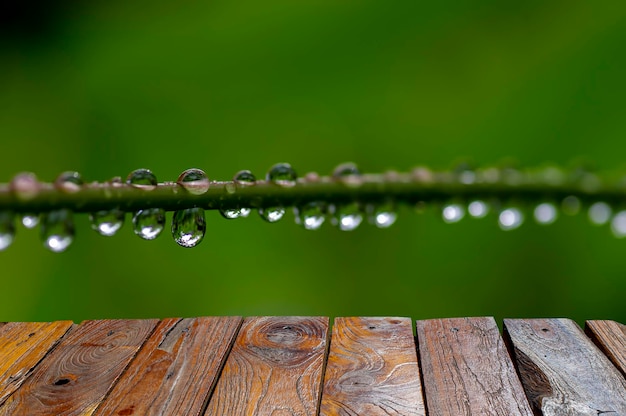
[320,317,425,416]
[504,318,626,415]
[416,317,533,416]
[585,320,626,378]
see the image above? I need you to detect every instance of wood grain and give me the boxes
[0,319,157,416]
[204,316,329,416]
[0,321,74,405]
[319,317,425,416]
[94,316,241,416]
[585,320,626,378]
[416,317,533,416]
[504,318,626,416]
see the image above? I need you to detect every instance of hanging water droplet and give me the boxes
[10,172,40,201]
[611,211,626,238]
[499,208,524,231]
[126,169,158,190]
[54,171,83,193]
[468,200,489,218]
[21,213,39,229]
[331,203,363,231]
[90,209,125,237]
[220,207,251,219]
[455,163,476,185]
[562,195,581,215]
[259,207,285,223]
[172,208,206,248]
[177,168,209,195]
[132,208,166,240]
[442,204,464,223]
[294,202,325,230]
[588,202,612,226]
[0,212,16,251]
[41,210,74,252]
[333,162,362,187]
[534,202,558,225]
[267,163,297,187]
[366,202,397,228]
[233,170,256,186]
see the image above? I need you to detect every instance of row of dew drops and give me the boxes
[2,162,626,252]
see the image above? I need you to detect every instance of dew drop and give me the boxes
[172,208,206,248]
[233,170,256,186]
[132,208,166,240]
[366,202,397,228]
[611,211,626,238]
[220,207,251,219]
[468,200,489,218]
[331,203,363,231]
[54,171,83,193]
[332,162,362,187]
[177,168,209,195]
[294,202,325,230]
[267,163,297,187]
[0,212,16,251]
[455,164,476,185]
[499,208,524,231]
[534,203,558,225]
[588,202,612,226]
[259,207,285,223]
[41,210,74,252]
[21,214,39,229]
[562,195,581,216]
[126,169,158,190]
[10,172,40,201]
[90,209,125,237]
[442,204,464,223]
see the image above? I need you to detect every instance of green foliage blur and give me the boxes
[1,1,625,324]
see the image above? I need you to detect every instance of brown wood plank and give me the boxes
[585,320,626,378]
[416,317,533,416]
[204,316,329,416]
[320,317,425,416]
[0,319,158,416]
[94,316,241,416]
[504,318,626,415]
[0,321,74,405]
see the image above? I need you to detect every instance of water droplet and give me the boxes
[588,202,612,226]
[468,200,489,218]
[132,208,166,239]
[126,169,158,190]
[442,204,464,223]
[90,209,125,236]
[259,207,285,223]
[220,207,251,219]
[233,170,256,186]
[562,196,581,215]
[333,162,362,187]
[367,202,397,228]
[41,210,74,252]
[225,183,236,194]
[499,208,524,231]
[54,171,83,193]
[611,211,626,238]
[21,214,39,229]
[172,208,206,248]
[455,163,476,185]
[294,202,325,230]
[267,163,297,187]
[10,173,40,201]
[331,203,363,231]
[0,212,16,251]
[177,168,209,195]
[534,203,558,225]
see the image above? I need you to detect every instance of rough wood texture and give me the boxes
[0,319,157,416]
[204,316,329,416]
[94,316,241,416]
[504,318,626,416]
[0,321,74,405]
[585,320,626,378]
[416,317,533,416]
[320,317,425,416]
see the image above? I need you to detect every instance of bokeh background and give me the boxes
[1,1,625,325]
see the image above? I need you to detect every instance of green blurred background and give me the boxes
[1,1,624,324]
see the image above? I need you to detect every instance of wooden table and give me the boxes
[0,317,624,415]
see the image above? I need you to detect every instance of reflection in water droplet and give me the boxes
[562,195,581,216]
[442,204,464,223]
[611,211,626,238]
[259,207,285,223]
[294,202,325,230]
[499,208,524,231]
[172,208,206,248]
[132,208,166,239]
[332,162,362,187]
[233,170,256,186]
[220,207,251,219]
[54,171,83,193]
[331,203,363,231]
[41,210,74,252]
[90,209,125,236]
[468,200,489,218]
[0,212,16,251]
[588,202,612,226]
[534,203,558,225]
[10,173,40,200]
[267,163,297,187]
[21,214,39,229]
[177,168,209,195]
[367,202,397,228]
[126,169,158,190]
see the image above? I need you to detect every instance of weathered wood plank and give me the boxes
[585,320,626,378]
[416,317,533,416]
[204,316,329,416]
[320,317,425,416]
[0,321,74,405]
[504,318,626,415]
[0,319,157,416]
[94,316,241,416]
